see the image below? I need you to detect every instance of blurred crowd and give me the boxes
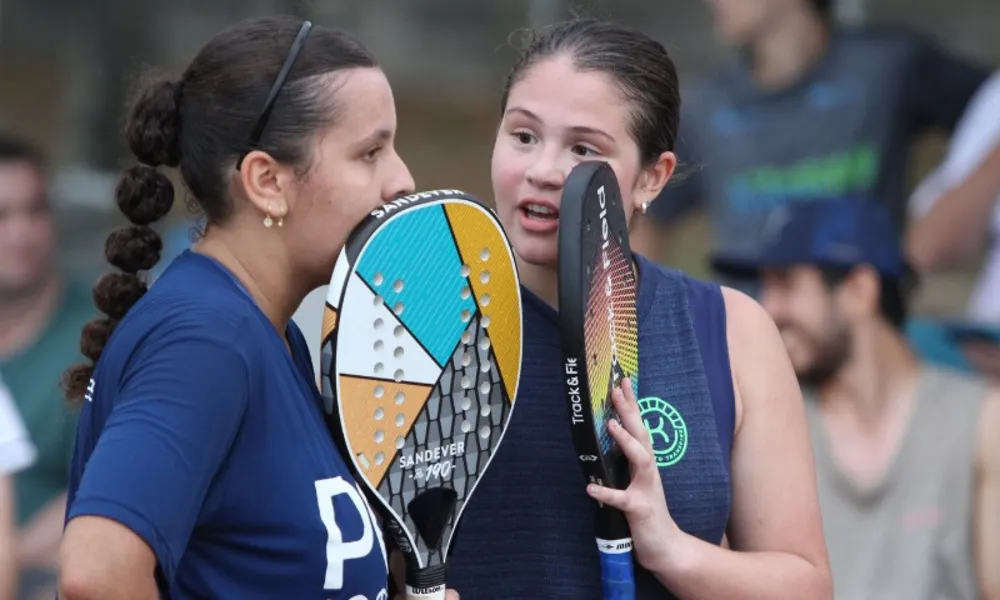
[1,0,999,598]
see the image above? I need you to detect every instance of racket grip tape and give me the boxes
[404,584,446,600]
[404,563,447,600]
[596,537,636,600]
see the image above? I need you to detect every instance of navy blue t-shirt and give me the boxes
[66,250,390,599]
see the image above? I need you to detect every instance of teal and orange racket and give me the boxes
[557,161,640,600]
[319,190,523,599]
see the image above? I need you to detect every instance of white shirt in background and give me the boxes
[292,285,328,379]
[910,71,1000,322]
[0,375,36,478]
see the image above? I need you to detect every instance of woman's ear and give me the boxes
[632,150,677,214]
[236,150,296,220]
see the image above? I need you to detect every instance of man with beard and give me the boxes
[713,198,1000,600]
[0,135,93,599]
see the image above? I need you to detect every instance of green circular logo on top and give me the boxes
[638,397,688,467]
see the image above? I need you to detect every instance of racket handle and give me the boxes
[404,584,447,600]
[596,537,636,600]
[405,563,447,600]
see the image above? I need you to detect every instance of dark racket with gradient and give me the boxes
[319,190,523,600]
[557,161,640,600]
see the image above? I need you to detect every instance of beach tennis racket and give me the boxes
[319,190,523,600]
[557,161,640,600]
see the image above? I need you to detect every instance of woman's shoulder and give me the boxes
[716,285,781,379]
[633,253,770,334]
[717,284,794,434]
[106,252,263,365]
[634,253,723,309]
[718,285,774,339]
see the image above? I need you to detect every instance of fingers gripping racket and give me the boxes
[320,190,523,600]
[557,162,640,600]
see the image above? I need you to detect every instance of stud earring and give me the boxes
[277,205,286,228]
[640,201,649,215]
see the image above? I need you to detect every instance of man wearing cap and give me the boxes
[714,199,1000,600]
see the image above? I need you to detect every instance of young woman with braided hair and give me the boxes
[58,15,458,600]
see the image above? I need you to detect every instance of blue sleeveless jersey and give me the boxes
[66,251,390,599]
[446,255,734,599]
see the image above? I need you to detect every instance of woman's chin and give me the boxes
[512,238,558,269]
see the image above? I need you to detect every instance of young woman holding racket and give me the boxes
[57,16,459,600]
[445,18,833,599]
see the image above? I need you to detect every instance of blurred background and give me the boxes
[1,0,994,299]
[2,0,1000,598]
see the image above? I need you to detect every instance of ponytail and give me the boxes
[63,78,182,403]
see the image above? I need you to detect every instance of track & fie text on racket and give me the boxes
[565,358,586,426]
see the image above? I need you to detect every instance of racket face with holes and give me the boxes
[557,161,639,504]
[319,190,522,578]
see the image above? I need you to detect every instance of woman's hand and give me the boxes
[389,551,460,600]
[585,378,683,572]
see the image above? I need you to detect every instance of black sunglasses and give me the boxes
[236,20,313,171]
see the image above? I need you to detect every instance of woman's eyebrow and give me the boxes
[504,106,615,143]
[352,128,393,150]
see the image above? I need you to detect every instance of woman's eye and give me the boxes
[572,144,597,157]
[364,147,382,162]
[514,132,535,145]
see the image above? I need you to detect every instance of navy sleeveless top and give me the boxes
[446,254,735,599]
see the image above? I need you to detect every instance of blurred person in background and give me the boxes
[0,376,38,600]
[906,70,1000,381]
[0,135,91,599]
[632,0,991,295]
[716,199,1000,600]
